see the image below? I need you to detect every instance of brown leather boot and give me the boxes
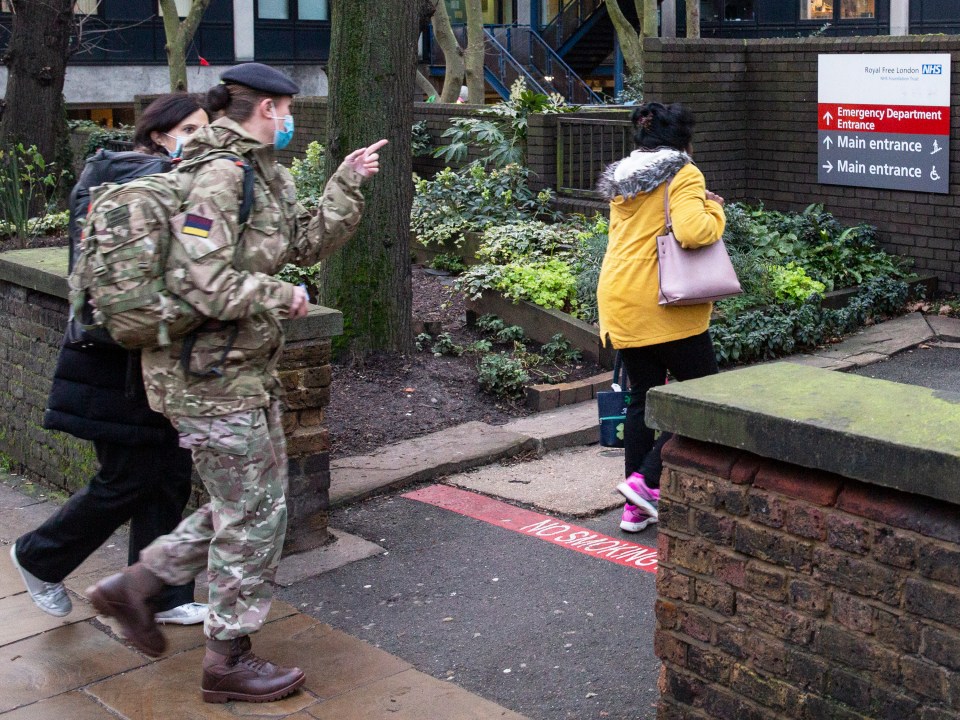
[85,563,166,657]
[201,636,306,703]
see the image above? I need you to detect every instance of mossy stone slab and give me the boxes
[647,362,960,505]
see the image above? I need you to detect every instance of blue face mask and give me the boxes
[163,132,185,159]
[270,112,295,150]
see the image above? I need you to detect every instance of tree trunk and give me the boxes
[416,70,437,100]
[639,0,658,38]
[431,0,466,103]
[322,0,416,357]
[160,0,213,92]
[0,0,72,165]
[463,0,484,104]
[607,0,643,76]
[686,0,701,38]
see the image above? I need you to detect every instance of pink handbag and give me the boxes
[656,177,743,306]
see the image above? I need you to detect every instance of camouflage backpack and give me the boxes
[69,151,254,350]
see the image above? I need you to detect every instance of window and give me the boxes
[724,0,754,21]
[800,0,832,20]
[258,0,289,19]
[801,0,874,20]
[75,0,99,13]
[298,0,327,20]
[840,0,874,18]
[700,0,720,22]
[0,0,12,12]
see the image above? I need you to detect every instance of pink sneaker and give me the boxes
[616,473,659,520]
[620,502,658,533]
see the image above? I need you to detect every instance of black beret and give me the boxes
[220,62,300,96]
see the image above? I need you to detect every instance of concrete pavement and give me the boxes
[0,479,528,719]
[2,311,957,718]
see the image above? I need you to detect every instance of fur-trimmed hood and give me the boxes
[596,148,691,201]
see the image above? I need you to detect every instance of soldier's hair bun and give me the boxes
[207,84,231,113]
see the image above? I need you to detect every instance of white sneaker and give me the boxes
[155,602,208,625]
[9,544,72,617]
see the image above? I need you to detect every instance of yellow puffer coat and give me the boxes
[596,149,726,349]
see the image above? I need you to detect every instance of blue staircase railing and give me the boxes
[485,25,602,105]
[540,0,606,51]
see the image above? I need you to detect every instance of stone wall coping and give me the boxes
[646,362,960,506]
[0,246,342,340]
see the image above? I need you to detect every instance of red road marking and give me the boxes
[402,485,657,573]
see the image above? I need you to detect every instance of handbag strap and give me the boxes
[662,176,674,233]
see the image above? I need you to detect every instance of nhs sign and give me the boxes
[922,64,943,75]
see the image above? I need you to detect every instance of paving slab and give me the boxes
[0,589,97,648]
[306,668,530,720]
[0,690,117,720]
[446,445,625,517]
[275,528,385,587]
[1,621,145,713]
[499,400,599,452]
[926,313,960,341]
[805,312,934,363]
[330,421,537,506]
[87,644,320,719]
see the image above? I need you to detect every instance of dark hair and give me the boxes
[631,102,695,151]
[133,93,206,155]
[207,82,278,123]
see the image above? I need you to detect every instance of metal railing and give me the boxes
[485,25,602,104]
[541,0,606,51]
[427,24,600,104]
[482,28,550,99]
[556,115,633,197]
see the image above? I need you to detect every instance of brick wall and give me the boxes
[0,251,339,551]
[645,36,960,292]
[656,435,960,719]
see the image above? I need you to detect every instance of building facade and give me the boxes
[0,0,957,115]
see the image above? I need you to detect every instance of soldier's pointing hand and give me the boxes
[344,139,388,179]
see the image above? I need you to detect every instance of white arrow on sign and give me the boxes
[822,161,833,173]
[822,111,833,125]
[823,136,833,149]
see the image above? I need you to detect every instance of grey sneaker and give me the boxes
[155,602,208,625]
[9,544,72,617]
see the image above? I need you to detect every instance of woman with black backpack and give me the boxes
[10,94,210,626]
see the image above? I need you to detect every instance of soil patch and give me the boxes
[326,266,604,458]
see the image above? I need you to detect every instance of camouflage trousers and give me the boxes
[140,400,288,641]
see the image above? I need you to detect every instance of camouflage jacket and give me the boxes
[141,116,364,419]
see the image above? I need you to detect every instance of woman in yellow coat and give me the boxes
[596,102,726,533]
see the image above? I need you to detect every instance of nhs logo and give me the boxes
[922,64,943,75]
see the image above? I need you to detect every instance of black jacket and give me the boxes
[43,150,175,446]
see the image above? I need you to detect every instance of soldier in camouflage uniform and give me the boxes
[85,63,388,704]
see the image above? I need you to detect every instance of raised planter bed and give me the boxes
[466,273,939,403]
[411,231,482,267]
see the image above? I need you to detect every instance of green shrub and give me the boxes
[433,77,577,168]
[477,353,529,399]
[712,277,910,365]
[430,332,463,356]
[768,263,826,306]
[476,220,581,265]
[290,141,327,208]
[411,164,556,248]
[82,126,134,159]
[411,120,433,157]
[428,252,467,274]
[274,261,323,301]
[540,333,582,364]
[0,144,65,244]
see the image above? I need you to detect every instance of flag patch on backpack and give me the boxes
[182,213,213,238]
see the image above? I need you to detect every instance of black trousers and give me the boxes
[15,433,195,612]
[619,330,719,488]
